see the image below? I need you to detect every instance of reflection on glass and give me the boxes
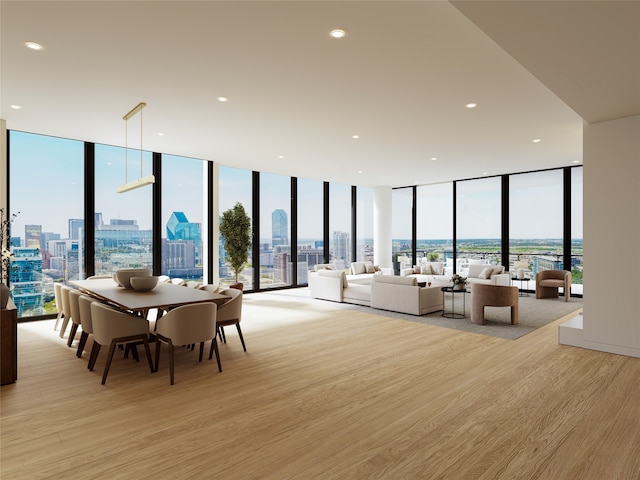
[297,178,324,284]
[259,172,291,289]
[8,131,84,317]
[161,155,205,282]
[218,166,253,289]
[94,144,153,275]
[329,183,351,270]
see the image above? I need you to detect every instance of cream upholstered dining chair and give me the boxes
[53,283,65,332]
[58,285,73,339]
[536,270,572,302]
[66,289,83,347]
[154,302,221,385]
[212,288,246,353]
[89,302,154,385]
[76,295,94,359]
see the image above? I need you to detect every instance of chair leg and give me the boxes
[76,331,89,358]
[88,342,101,371]
[59,317,70,339]
[54,312,63,331]
[142,338,154,373]
[155,337,161,373]
[210,337,222,373]
[101,341,118,385]
[236,324,247,352]
[198,342,205,362]
[168,341,175,385]
[67,323,79,347]
[219,326,227,344]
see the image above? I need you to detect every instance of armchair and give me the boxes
[536,270,571,302]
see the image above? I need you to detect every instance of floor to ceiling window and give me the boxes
[296,178,324,283]
[509,170,563,279]
[392,187,413,274]
[416,182,453,267]
[456,177,501,265]
[259,172,291,289]
[8,131,84,317]
[356,187,374,263]
[218,166,253,289]
[161,154,205,282]
[571,167,584,288]
[329,182,352,270]
[94,144,153,275]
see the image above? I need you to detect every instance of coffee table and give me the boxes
[441,286,467,318]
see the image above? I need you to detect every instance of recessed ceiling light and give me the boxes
[157,133,165,136]
[10,105,22,110]
[532,138,541,143]
[25,41,43,51]
[572,160,580,164]
[357,170,363,174]
[465,103,477,109]
[278,155,284,159]
[482,172,488,176]
[217,96,228,102]
[431,157,437,161]
[330,29,346,38]
[352,135,359,139]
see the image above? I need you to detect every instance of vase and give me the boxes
[0,283,10,309]
[454,283,466,291]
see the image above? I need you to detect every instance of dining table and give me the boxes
[69,278,229,317]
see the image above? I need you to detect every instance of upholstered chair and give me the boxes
[66,289,83,347]
[58,285,73,339]
[76,294,94,359]
[89,302,154,385]
[213,288,245,352]
[53,283,65,332]
[536,270,571,302]
[470,283,519,325]
[154,302,220,385]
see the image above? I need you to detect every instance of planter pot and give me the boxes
[0,283,10,309]
[230,283,244,291]
[454,283,466,291]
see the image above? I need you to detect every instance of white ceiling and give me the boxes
[1,1,638,188]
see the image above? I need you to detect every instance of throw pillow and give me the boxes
[351,262,366,275]
[492,266,504,276]
[479,267,493,279]
[413,266,421,274]
[365,264,376,274]
[420,264,433,275]
[373,265,381,272]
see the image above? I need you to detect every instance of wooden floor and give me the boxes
[1,290,638,480]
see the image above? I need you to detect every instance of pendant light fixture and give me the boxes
[116,102,155,193]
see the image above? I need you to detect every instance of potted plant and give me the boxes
[1,208,19,309]
[427,251,440,262]
[451,273,467,290]
[219,202,252,290]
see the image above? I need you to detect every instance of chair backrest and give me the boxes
[156,302,217,345]
[77,295,94,333]
[158,275,171,283]
[90,302,150,345]
[170,278,185,286]
[54,283,63,311]
[60,285,72,318]
[200,284,219,293]
[217,288,243,323]
[68,289,82,326]
[87,275,112,280]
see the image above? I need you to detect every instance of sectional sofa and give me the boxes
[401,261,510,287]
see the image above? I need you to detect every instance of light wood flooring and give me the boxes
[1,290,638,479]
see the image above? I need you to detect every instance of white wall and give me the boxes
[581,115,640,357]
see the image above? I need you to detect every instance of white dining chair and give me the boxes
[66,289,83,347]
[213,288,246,352]
[76,294,94,359]
[58,285,73,339]
[154,302,220,385]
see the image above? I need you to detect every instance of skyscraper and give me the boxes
[25,224,42,249]
[272,209,288,248]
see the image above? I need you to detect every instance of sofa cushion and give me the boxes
[373,275,417,286]
[350,262,366,275]
[318,269,347,287]
[365,264,376,274]
[314,264,334,271]
[426,261,444,275]
[478,267,493,279]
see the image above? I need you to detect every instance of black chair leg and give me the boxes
[219,326,227,343]
[67,323,79,347]
[198,342,205,362]
[210,337,222,373]
[155,337,161,372]
[101,341,118,385]
[168,342,175,385]
[142,338,154,373]
[236,324,247,352]
[77,331,89,358]
[88,342,101,371]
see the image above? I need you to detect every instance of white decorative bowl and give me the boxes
[115,268,152,289]
[130,276,158,292]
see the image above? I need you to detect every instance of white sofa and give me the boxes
[308,270,371,306]
[371,275,443,316]
[401,262,510,287]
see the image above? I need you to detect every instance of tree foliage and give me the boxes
[219,202,252,283]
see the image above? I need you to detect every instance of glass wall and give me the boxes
[392,187,413,273]
[161,154,205,282]
[356,187,374,263]
[297,178,324,283]
[416,182,453,268]
[8,132,84,317]
[94,144,153,275]
[509,170,563,279]
[571,167,584,288]
[218,166,253,289]
[329,182,351,270]
[456,177,501,266]
[259,172,291,289]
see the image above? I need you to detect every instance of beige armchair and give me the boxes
[214,288,245,352]
[536,270,571,302]
[470,283,519,325]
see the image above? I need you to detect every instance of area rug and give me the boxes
[264,288,583,341]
